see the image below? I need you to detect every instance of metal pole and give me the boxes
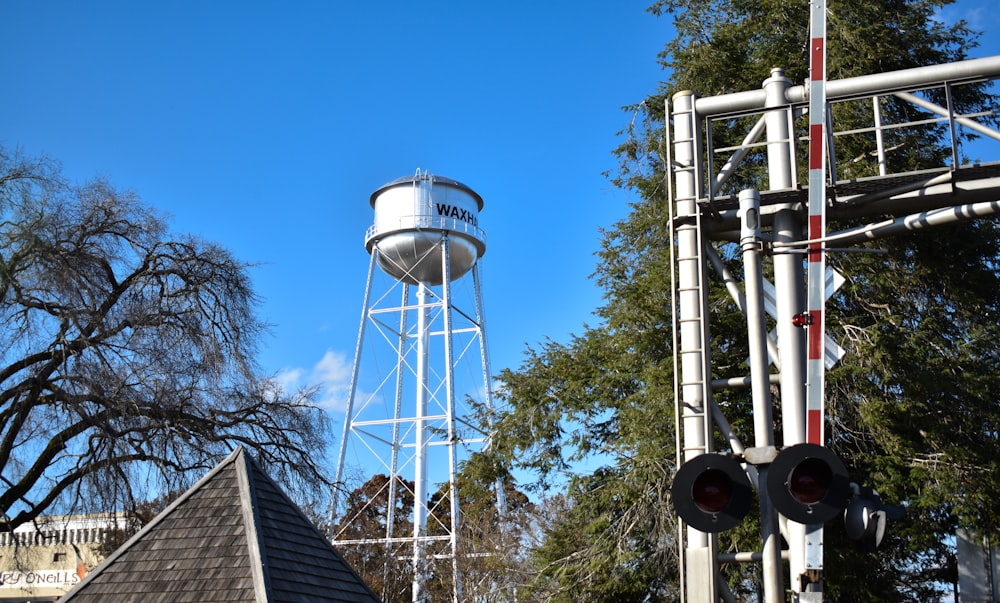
[703,245,782,373]
[332,249,379,523]
[440,237,464,603]
[383,284,410,599]
[894,90,1000,142]
[873,96,887,177]
[472,262,507,517]
[412,282,430,602]
[763,67,810,592]
[694,56,1000,116]
[739,190,784,603]
[672,89,718,603]
[825,200,1000,245]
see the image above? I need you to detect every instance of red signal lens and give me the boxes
[788,458,833,504]
[766,443,850,525]
[692,469,733,512]
[672,454,752,532]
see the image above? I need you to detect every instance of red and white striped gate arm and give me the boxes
[806,0,828,448]
[803,0,829,581]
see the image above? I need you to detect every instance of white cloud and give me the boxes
[274,367,305,391]
[313,349,352,385]
[276,350,355,412]
[312,350,354,411]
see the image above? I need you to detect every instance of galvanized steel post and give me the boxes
[671,89,719,603]
[739,189,784,603]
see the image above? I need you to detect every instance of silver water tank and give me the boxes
[366,172,486,285]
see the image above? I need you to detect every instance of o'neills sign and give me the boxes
[1,569,82,589]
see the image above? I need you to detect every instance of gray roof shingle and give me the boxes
[59,448,381,603]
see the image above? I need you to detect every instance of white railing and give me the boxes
[0,526,110,547]
[364,215,487,246]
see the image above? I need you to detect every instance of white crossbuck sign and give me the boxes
[761,266,846,369]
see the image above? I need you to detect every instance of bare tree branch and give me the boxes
[0,145,331,532]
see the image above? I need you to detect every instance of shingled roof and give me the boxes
[59,447,381,602]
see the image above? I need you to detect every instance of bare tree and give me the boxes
[0,146,330,531]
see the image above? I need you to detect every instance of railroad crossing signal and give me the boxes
[765,443,850,524]
[670,453,752,533]
[844,485,904,551]
[671,444,853,532]
[762,267,847,369]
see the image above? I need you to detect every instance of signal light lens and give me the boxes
[671,454,752,533]
[766,443,849,525]
[789,457,832,504]
[692,469,733,513]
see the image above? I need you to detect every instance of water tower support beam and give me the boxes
[472,262,506,517]
[440,236,464,603]
[332,249,379,521]
[411,282,431,602]
[386,283,410,542]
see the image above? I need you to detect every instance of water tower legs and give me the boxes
[333,233,492,603]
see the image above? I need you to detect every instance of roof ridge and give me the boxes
[58,446,382,602]
[62,446,247,597]
[234,447,272,603]
[237,451,383,601]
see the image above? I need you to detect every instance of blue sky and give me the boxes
[2,1,999,475]
[1,1,666,414]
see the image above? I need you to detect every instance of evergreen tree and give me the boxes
[487,1,1000,600]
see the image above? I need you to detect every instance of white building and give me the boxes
[0,515,116,602]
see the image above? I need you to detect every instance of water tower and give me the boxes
[332,171,497,603]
